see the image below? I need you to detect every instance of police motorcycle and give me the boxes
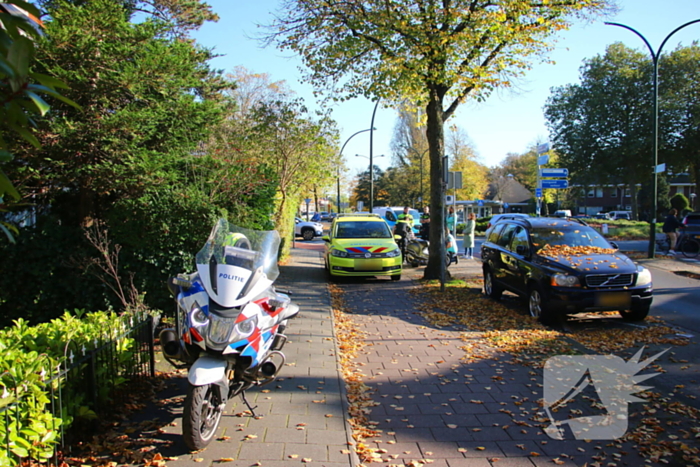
[159,218,298,450]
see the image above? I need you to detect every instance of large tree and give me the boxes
[545,42,653,219]
[8,0,224,227]
[662,43,700,190]
[446,125,488,201]
[266,0,612,279]
[204,67,340,255]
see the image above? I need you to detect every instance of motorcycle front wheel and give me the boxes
[182,383,224,450]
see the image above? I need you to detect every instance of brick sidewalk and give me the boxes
[335,258,699,467]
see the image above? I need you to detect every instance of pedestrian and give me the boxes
[446,206,455,236]
[420,206,430,240]
[463,212,476,259]
[662,208,683,255]
[445,226,458,265]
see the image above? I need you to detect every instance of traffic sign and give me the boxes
[477,200,484,206]
[540,168,569,177]
[541,179,569,189]
[536,188,542,198]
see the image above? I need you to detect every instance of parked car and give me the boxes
[487,213,530,229]
[608,211,632,221]
[319,211,332,221]
[372,206,421,234]
[295,217,324,241]
[553,209,572,218]
[681,212,700,243]
[480,217,653,323]
[323,213,402,281]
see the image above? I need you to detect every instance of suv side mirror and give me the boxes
[609,241,619,249]
[515,245,530,257]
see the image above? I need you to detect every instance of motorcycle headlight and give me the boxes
[208,314,237,345]
[386,248,401,258]
[234,315,258,339]
[551,273,580,287]
[189,305,209,327]
[331,249,348,257]
[636,266,652,287]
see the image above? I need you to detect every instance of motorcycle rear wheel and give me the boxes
[183,383,224,451]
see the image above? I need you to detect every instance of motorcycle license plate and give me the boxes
[355,259,382,271]
[595,292,631,308]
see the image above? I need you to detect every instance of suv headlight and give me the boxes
[551,273,580,287]
[636,266,652,286]
[385,248,401,257]
[331,249,348,257]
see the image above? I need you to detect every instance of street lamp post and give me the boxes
[691,193,697,211]
[356,153,385,210]
[606,19,700,258]
[338,128,376,214]
[369,100,380,213]
[409,147,429,207]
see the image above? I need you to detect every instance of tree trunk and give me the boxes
[423,89,447,281]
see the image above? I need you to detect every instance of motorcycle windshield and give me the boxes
[195,219,280,308]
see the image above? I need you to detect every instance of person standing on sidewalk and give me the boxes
[420,206,430,240]
[463,212,476,258]
[446,206,456,236]
[662,208,683,255]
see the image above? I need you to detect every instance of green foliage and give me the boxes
[0,0,282,321]
[0,310,152,465]
[670,192,690,213]
[546,43,653,194]
[0,217,109,327]
[639,174,671,219]
[0,0,80,242]
[6,0,224,228]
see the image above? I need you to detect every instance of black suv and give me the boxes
[480,217,653,323]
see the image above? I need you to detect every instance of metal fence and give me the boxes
[1,312,159,466]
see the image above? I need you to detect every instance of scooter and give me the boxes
[159,218,298,450]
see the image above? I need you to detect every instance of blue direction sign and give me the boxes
[541,168,569,177]
[541,179,569,189]
[536,188,543,198]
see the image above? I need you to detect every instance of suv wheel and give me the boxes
[301,228,314,241]
[483,268,503,299]
[528,286,554,324]
[619,302,650,322]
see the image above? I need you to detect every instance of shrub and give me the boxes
[0,310,155,465]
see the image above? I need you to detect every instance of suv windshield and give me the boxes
[335,221,392,239]
[530,225,611,252]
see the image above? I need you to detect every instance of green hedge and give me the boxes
[0,310,154,465]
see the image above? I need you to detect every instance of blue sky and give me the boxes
[191,0,700,176]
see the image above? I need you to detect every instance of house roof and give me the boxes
[485,179,533,205]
